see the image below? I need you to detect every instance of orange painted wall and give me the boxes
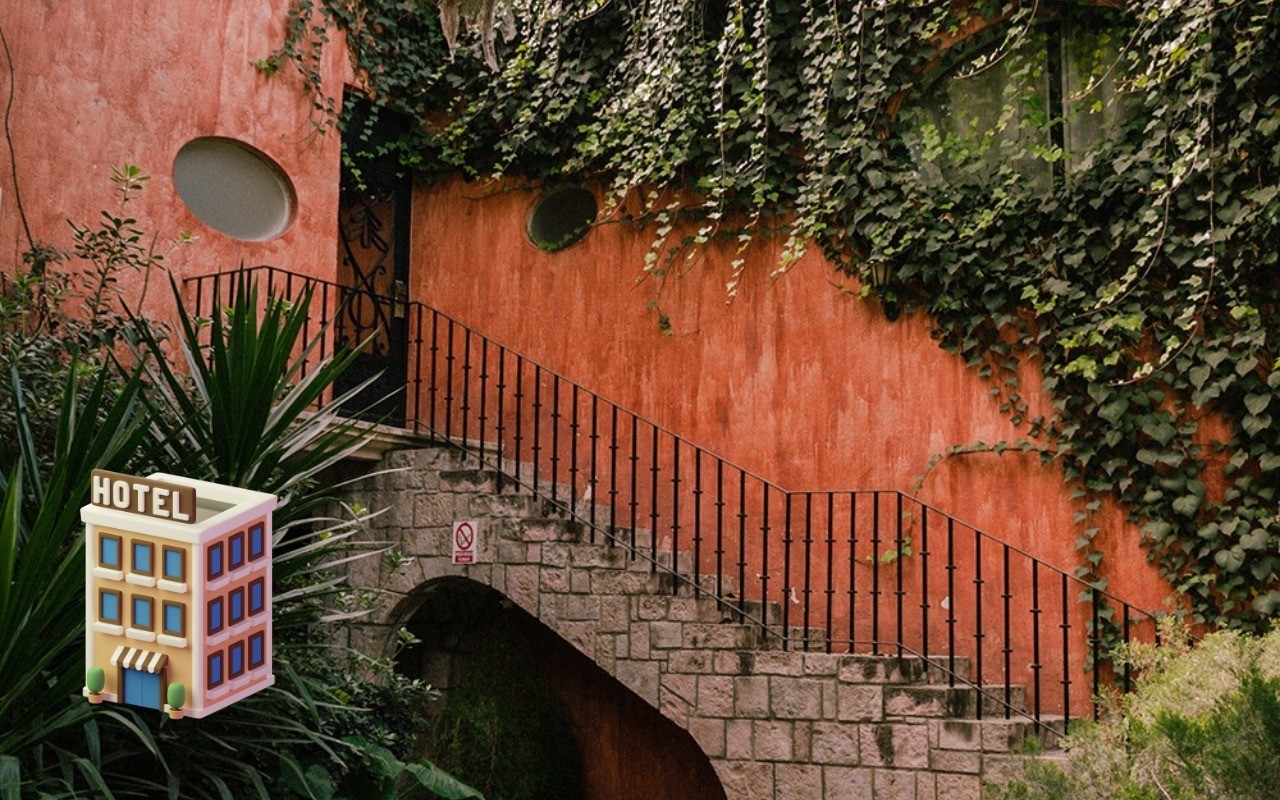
[409,179,1173,712]
[0,0,347,315]
[411,179,1166,599]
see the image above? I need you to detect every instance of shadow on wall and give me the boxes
[397,577,727,800]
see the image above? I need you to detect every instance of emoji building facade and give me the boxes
[83,471,277,718]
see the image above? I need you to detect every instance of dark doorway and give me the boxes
[334,94,413,426]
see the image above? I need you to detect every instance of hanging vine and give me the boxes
[261,0,1280,634]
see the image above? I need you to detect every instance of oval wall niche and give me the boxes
[527,186,598,252]
[173,137,296,241]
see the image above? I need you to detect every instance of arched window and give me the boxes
[904,14,1129,189]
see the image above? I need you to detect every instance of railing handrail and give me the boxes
[187,264,1165,730]
[191,264,1158,621]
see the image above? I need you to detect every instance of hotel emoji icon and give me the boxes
[82,469,277,717]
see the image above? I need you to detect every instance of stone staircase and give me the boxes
[342,446,1064,800]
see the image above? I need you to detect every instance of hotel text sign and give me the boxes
[90,469,197,524]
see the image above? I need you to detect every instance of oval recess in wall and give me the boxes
[173,138,296,241]
[527,186,597,252]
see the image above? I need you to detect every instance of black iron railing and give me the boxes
[186,265,1160,730]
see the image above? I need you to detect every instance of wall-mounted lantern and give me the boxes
[865,261,900,322]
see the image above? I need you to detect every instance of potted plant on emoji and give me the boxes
[165,682,185,720]
[85,666,105,704]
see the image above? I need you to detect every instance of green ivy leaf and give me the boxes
[1244,393,1271,416]
[1171,495,1201,517]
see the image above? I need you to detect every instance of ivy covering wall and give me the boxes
[267,0,1280,634]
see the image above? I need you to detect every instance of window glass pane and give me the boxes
[164,549,183,580]
[230,644,244,675]
[905,28,1052,189]
[250,635,264,666]
[230,590,243,622]
[101,591,119,622]
[1061,25,1129,173]
[249,525,265,558]
[209,654,223,687]
[100,537,120,567]
[230,535,244,568]
[209,544,223,577]
[165,604,183,634]
[133,597,151,628]
[209,599,223,633]
[250,581,264,613]
[132,542,152,573]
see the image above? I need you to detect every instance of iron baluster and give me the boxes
[495,348,506,471]
[920,503,930,663]
[444,321,455,441]
[715,458,725,606]
[629,414,638,558]
[1032,560,1042,723]
[895,492,904,658]
[670,434,680,591]
[609,405,619,545]
[761,485,771,641]
[946,517,956,686]
[477,337,488,465]
[848,492,858,655]
[782,492,793,650]
[1091,587,1101,721]
[532,366,544,494]
[871,492,881,655]
[570,384,581,517]
[589,393,598,540]
[550,375,560,506]
[1061,574,1071,732]
[461,328,471,455]
[1122,606,1132,695]
[825,492,834,654]
[1003,544,1012,719]
[320,282,330,368]
[693,448,703,599]
[429,311,440,442]
[803,492,813,651]
[649,424,659,574]
[737,470,747,623]
[412,304,424,435]
[513,358,523,482]
[974,529,985,720]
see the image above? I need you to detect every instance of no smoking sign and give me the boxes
[452,520,480,565]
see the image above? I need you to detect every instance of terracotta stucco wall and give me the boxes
[0,0,348,316]
[408,179,1172,657]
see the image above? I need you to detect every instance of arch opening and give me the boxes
[393,577,728,800]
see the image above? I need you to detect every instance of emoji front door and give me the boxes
[122,667,162,710]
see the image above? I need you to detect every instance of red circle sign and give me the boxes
[454,522,475,550]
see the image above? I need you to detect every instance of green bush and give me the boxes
[986,624,1280,800]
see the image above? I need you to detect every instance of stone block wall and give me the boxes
[341,447,1056,800]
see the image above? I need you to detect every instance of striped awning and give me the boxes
[110,645,168,674]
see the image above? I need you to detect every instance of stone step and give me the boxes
[884,684,1027,719]
[633,594,730,624]
[514,517,586,543]
[935,715,1067,754]
[761,626,830,652]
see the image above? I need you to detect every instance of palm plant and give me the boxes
[0,266,480,798]
[0,366,162,796]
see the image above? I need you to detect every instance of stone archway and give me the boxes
[391,577,729,800]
